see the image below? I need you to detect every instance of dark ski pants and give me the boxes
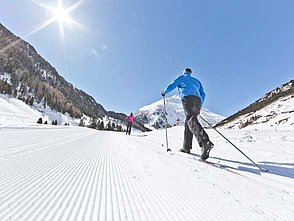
[126,122,132,135]
[182,95,209,150]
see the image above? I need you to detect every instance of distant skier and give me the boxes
[126,113,135,135]
[161,67,214,160]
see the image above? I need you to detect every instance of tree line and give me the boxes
[79,118,125,132]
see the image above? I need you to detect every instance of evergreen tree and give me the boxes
[79,119,85,127]
[25,96,30,104]
[106,122,112,131]
[7,84,12,95]
[89,118,97,129]
[98,121,104,130]
[29,97,34,106]
[37,118,42,124]
[112,123,116,131]
[117,125,122,132]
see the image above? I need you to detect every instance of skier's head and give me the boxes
[130,112,133,116]
[183,67,192,74]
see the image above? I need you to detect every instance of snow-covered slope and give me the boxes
[217,80,294,130]
[0,94,80,127]
[135,95,225,129]
[219,94,294,130]
[0,126,293,220]
[0,94,143,132]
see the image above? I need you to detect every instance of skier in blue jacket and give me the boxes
[161,67,214,160]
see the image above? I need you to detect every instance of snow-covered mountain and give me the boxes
[135,95,225,129]
[217,80,294,130]
[0,23,149,132]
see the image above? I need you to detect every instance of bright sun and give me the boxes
[50,0,73,25]
[52,7,71,24]
[30,0,85,41]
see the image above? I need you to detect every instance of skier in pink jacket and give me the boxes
[126,113,135,135]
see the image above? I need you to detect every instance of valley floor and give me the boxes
[0,126,293,221]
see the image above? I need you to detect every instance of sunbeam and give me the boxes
[29,0,84,42]
[0,0,85,54]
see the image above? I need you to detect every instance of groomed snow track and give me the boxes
[0,127,293,221]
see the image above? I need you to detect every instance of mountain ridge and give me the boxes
[216,80,294,129]
[135,95,225,129]
[0,23,150,131]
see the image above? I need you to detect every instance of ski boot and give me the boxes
[201,140,214,160]
[180,148,190,154]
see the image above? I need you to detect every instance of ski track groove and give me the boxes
[109,151,118,220]
[111,136,187,220]
[78,145,102,221]
[114,150,164,221]
[62,150,97,221]
[109,147,130,221]
[126,137,212,220]
[60,135,102,221]
[122,137,204,221]
[96,144,107,220]
[115,152,150,220]
[3,136,93,220]
[109,150,124,221]
[0,128,282,220]
[131,135,277,220]
[126,135,266,221]
[37,134,99,221]
[0,133,93,189]
[110,137,150,221]
[0,142,78,208]
[0,133,96,221]
[88,142,105,221]
[42,143,95,221]
[0,133,94,205]
[0,132,85,162]
[118,143,184,220]
[25,152,90,221]
[112,148,153,221]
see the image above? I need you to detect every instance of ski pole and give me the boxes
[163,96,171,152]
[199,115,269,172]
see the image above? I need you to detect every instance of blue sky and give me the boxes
[1,0,293,116]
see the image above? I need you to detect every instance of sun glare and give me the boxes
[28,0,85,42]
[52,7,71,24]
[49,0,75,26]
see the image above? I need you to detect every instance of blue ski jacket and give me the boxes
[163,73,206,108]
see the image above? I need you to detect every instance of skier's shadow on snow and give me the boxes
[258,161,294,179]
[190,153,294,179]
[190,153,260,174]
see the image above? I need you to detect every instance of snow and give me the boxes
[0,73,11,85]
[0,94,80,127]
[221,94,294,130]
[0,94,137,133]
[0,126,293,220]
[136,95,225,129]
[0,94,44,127]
